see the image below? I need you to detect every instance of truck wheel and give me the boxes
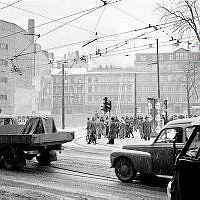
[2,146,17,170]
[36,153,50,166]
[115,157,136,182]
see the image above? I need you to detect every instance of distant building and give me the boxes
[51,48,200,127]
[134,48,200,116]
[0,19,52,116]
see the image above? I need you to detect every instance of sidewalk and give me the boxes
[95,131,154,148]
[61,127,155,149]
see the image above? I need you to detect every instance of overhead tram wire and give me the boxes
[0,4,102,40]
[0,0,125,42]
[39,1,114,39]
[9,1,116,62]
[0,3,103,40]
[0,0,119,41]
[0,0,22,11]
[0,19,191,62]
[89,39,194,60]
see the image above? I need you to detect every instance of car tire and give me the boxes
[115,157,136,182]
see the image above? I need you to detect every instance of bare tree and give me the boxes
[156,0,200,43]
[177,60,200,116]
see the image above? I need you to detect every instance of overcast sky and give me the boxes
[0,0,193,66]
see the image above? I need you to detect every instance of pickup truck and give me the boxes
[0,115,74,170]
[110,116,199,182]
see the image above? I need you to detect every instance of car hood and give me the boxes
[122,143,153,151]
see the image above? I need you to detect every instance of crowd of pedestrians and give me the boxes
[86,111,200,145]
[86,112,153,145]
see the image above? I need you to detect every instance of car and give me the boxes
[110,116,200,182]
[167,117,200,200]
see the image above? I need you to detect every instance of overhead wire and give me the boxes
[0,0,126,41]
[0,0,22,11]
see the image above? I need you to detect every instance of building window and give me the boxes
[0,43,8,50]
[127,85,132,92]
[0,60,8,66]
[94,77,98,82]
[111,95,117,102]
[140,55,146,61]
[88,86,92,93]
[169,54,173,60]
[0,77,7,83]
[0,94,7,100]
[159,55,163,61]
[88,77,92,83]
[127,95,132,103]
[152,55,157,62]
[88,95,92,102]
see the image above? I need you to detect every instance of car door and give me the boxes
[150,128,184,175]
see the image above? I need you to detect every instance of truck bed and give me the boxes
[0,131,74,146]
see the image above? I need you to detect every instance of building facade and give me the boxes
[0,19,52,116]
[134,48,200,116]
[51,48,200,127]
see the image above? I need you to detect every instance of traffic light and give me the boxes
[101,97,112,113]
[106,100,112,112]
[101,97,108,113]
[164,99,168,109]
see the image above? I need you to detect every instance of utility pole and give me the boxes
[134,73,137,118]
[156,38,160,99]
[61,62,65,129]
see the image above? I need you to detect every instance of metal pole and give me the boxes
[156,38,160,99]
[134,73,137,118]
[165,101,168,124]
[62,63,65,129]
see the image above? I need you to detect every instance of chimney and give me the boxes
[75,50,79,60]
[28,19,35,42]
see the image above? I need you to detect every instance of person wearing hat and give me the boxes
[107,116,116,144]
[142,116,152,141]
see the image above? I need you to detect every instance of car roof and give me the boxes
[162,116,200,129]
[0,114,17,119]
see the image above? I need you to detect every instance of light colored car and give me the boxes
[110,116,200,182]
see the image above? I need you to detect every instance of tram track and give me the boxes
[17,161,167,200]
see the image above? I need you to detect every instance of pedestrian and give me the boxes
[137,117,143,139]
[86,117,91,138]
[142,116,152,141]
[87,117,97,144]
[119,117,126,139]
[107,116,116,144]
[129,116,134,138]
[105,116,109,138]
[96,117,101,139]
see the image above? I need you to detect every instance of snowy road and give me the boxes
[0,128,168,200]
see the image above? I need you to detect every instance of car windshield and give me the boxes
[156,128,183,143]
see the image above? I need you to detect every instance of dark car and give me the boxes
[110,116,200,182]
[167,119,200,200]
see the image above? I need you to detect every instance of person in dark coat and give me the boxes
[88,117,97,144]
[107,117,116,144]
[142,116,152,141]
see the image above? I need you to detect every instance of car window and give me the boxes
[185,130,200,158]
[186,127,195,141]
[156,128,183,143]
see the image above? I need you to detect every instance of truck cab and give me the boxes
[110,116,200,182]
